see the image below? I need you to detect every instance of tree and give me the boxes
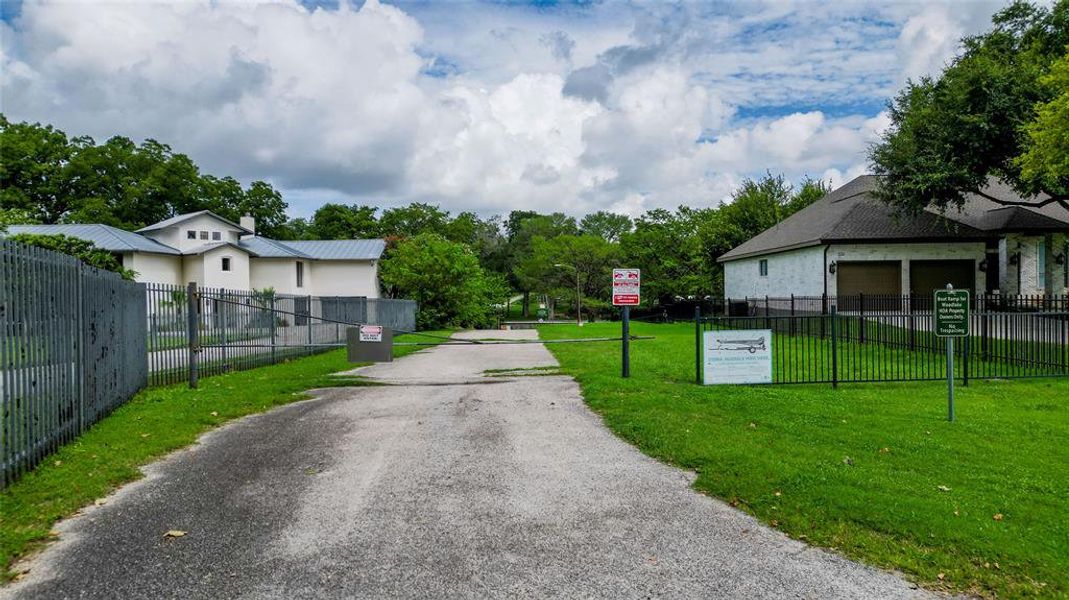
[380,233,504,329]
[580,211,633,242]
[1017,53,1069,191]
[871,0,1069,213]
[620,208,708,304]
[0,117,83,223]
[8,233,136,279]
[306,203,379,240]
[378,203,449,238]
[515,234,619,320]
[235,180,289,239]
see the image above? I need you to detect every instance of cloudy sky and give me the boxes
[0,0,1003,218]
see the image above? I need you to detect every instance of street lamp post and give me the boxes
[554,263,582,326]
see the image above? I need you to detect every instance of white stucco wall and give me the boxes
[723,246,826,299]
[199,246,251,289]
[127,253,183,285]
[827,242,987,296]
[142,214,243,253]
[249,258,309,294]
[310,261,380,298]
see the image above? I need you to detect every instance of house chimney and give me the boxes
[240,214,256,235]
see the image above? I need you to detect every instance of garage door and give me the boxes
[909,260,975,295]
[909,260,975,311]
[836,261,902,311]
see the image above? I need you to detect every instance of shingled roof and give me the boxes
[718,176,1069,262]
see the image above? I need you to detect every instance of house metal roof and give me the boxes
[182,241,255,256]
[5,224,182,255]
[136,210,253,234]
[718,176,1069,262]
[238,236,312,259]
[281,239,385,260]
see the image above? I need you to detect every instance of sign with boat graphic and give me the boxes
[702,329,773,384]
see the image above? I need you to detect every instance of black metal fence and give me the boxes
[1,240,147,487]
[729,293,1069,317]
[146,283,417,387]
[696,306,1069,386]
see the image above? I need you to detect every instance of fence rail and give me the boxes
[147,284,417,386]
[2,238,417,487]
[728,293,1069,317]
[696,306,1069,386]
[1,240,147,487]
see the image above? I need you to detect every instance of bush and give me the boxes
[7,233,136,280]
[381,233,508,330]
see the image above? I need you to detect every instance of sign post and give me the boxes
[934,285,970,422]
[613,269,640,378]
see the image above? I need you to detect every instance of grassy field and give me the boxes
[0,331,450,581]
[540,321,1068,598]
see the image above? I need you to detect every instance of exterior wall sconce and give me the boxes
[1008,252,1020,266]
[979,258,988,272]
[1056,253,1066,265]
[828,261,837,274]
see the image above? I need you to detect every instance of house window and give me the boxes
[187,230,196,240]
[221,257,231,272]
[212,231,221,241]
[296,261,304,288]
[199,231,209,240]
[759,259,768,277]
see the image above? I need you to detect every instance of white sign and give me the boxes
[612,268,641,306]
[359,325,383,343]
[703,329,773,385]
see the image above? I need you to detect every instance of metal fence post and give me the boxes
[186,281,199,389]
[307,294,313,356]
[270,296,277,365]
[694,304,702,384]
[830,305,838,389]
[963,335,970,387]
[859,292,866,343]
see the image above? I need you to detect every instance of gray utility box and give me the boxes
[347,325,394,363]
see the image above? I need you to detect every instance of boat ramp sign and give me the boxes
[702,329,773,385]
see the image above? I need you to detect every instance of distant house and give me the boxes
[719,176,1069,300]
[7,211,384,297]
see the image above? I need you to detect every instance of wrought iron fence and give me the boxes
[146,283,417,387]
[696,306,1069,386]
[729,293,1069,317]
[1,240,147,487]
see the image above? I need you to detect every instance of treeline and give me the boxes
[0,114,825,327]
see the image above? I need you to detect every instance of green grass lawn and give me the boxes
[0,330,450,581]
[540,321,1068,598]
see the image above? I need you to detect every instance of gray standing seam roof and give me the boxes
[238,236,311,258]
[4,224,182,255]
[282,239,385,260]
[135,210,253,234]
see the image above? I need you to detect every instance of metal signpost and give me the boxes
[934,285,970,421]
[613,268,640,378]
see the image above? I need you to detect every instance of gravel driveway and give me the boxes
[3,330,934,599]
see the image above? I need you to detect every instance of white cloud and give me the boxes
[0,0,1001,218]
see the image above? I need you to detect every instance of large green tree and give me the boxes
[580,211,633,242]
[514,233,619,319]
[871,0,1069,213]
[380,233,506,329]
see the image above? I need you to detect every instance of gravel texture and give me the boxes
[3,329,935,599]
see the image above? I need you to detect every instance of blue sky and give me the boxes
[0,0,1002,218]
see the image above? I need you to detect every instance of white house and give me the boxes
[7,211,384,297]
[719,176,1069,301]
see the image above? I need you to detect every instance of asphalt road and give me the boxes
[3,330,934,599]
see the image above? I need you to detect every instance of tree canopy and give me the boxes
[871,0,1069,213]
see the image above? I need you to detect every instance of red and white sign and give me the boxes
[612,268,641,306]
[359,325,383,342]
